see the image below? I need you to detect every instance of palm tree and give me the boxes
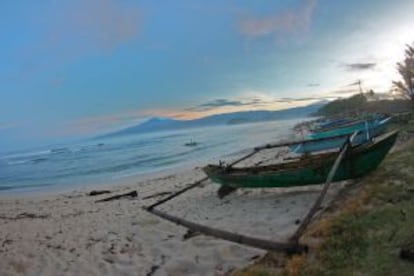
[393,43,414,101]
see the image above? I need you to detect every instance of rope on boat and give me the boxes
[289,131,359,243]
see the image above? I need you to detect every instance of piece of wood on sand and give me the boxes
[88,190,111,196]
[95,191,138,203]
[147,207,308,254]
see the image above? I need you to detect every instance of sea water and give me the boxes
[0,118,305,193]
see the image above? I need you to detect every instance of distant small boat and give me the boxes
[203,130,398,189]
[291,116,392,153]
[184,140,198,147]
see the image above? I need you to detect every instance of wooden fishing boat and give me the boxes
[315,117,356,131]
[311,113,389,133]
[309,116,391,140]
[203,130,398,188]
[291,116,391,153]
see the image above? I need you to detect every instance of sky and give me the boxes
[1,0,414,151]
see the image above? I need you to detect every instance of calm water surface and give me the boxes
[0,119,305,193]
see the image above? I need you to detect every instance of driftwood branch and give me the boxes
[290,131,358,243]
[146,207,307,254]
[0,212,49,220]
[88,190,111,196]
[95,191,138,203]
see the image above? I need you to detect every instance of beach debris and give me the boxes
[88,190,111,196]
[217,186,238,199]
[142,191,173,200]
[183,229,201,240]
[95,191,138,203]
[1,239,13,247]
[146,255,166,276]
[146,265,159,276]
[0,212,49,220]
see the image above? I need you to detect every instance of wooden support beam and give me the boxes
[289,131,358,243]
[146,177,208,210]
[146,207,308,254]
[145,148,263,210]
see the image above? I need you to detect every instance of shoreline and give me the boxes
[0,118,306,200]
[0,121,354,275]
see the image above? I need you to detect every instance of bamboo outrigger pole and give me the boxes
[149,207,308,254]
[145,148,262,210]
[289,131,359,243]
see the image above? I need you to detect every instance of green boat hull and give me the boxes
[203,130,398,188]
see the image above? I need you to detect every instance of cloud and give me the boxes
[199,99,248,108]
[275,96,330,103]
[185,95,328,113]
[238,0,317,40]
[15,0,142,81]
[53,0,141,51]
[343,62,377,71]
[187,97,269,112]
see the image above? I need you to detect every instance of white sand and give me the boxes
[0,148,348,276]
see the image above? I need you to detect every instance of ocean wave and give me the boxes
[0,182,53,191]
[6,160,30,166]
[1,149,52,160]
[6,157,49,166]
[51,147,70,154]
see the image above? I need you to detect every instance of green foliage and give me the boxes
[315,94,367,116]
[235,125,414,276]
[301,130,414,275]
[393,43,414,101]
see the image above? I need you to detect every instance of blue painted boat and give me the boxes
[291,117,391,153]
[315,117,356,131]
[309,117,391,140]
[312,113,389,134]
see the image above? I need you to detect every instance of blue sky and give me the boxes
[1,0,414,150]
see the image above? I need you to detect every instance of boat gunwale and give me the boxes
[311,116,391,135]
[204,129,399,177]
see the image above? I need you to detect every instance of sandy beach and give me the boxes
[0,146,350,276]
